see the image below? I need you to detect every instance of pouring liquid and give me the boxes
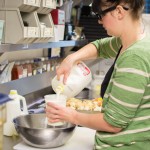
[46,85,65,127]
[56,84,64,100]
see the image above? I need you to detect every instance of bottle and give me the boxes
[91,72,105,98]
[3,90,28,136]
[33,58,43,74]
[11,61,23,80]
[21,61,28,78]
[32,59,37,75]
[25,60,32,77]
[52,61,92,98]
[51,59,55,71]
[40,57,46,72]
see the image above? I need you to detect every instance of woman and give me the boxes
[46,0,150,149]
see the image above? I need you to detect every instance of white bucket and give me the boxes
[52,61,92,98]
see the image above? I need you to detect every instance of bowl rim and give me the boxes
[13,113,76,130]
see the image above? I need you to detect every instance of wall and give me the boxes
[142,14,150,36]
[0,49,44,63]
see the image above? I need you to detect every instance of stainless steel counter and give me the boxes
[3,136,21,150]
[4,127,96,150]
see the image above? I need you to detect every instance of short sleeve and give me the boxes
[91,37,121,58]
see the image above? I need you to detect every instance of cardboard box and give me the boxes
[51,9,65,25]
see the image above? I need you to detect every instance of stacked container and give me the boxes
[50,9,65,42]
[34,0,56,43]
[0,0,55,44]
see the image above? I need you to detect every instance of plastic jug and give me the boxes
[91,73,105,98]
[52,61,92,98]
[0,93,10,149]
[3,90,28,136]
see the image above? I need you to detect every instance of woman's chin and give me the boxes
[107,31,117,37]
[107,32,113,36]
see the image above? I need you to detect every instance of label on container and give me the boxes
[49,28,53,37]
[77,62,90,76]
[58,11,65,25]
[22,68,28,78]
[45,0,51,7]
[28,73,32,77]
[40,28,44,37]
[44,28,51,37]
[28,27,36,37]
[18,74,23,79]
[26,0,36,5]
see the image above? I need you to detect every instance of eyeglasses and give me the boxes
[95,5,129,21]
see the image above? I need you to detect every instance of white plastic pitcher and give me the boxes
[3,90,28,136]
[91,73,105,98]
[52,61,92,98]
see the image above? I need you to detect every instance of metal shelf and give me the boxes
[0,40,88,53]
[0,71,55,95]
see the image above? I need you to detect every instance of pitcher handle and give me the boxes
[19,96,28,114]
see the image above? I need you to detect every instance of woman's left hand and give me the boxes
[45,102,77,124]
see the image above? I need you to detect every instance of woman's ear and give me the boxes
[116,5,126,20]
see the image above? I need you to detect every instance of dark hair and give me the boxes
[92,0,145,19]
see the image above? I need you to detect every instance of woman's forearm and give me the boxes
[67,43,98,63]
[74,112,122,133]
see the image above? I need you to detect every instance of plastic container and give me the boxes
[3,90,28,136]
[34,13,54,43]
[0,8,40,44]
[11,61,23,80]
[0,93,10,149]
[51,9,65,25]
[44,94,67,126]
[49,24,65,42]
[91,73,105,98]
[0,0,41,12]
[37,0,57,14]
[52,61,92,98]
[25,60,33,77]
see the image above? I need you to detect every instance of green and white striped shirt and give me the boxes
[92,36,150,150]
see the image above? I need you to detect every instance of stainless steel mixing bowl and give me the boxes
[13,113,76,148]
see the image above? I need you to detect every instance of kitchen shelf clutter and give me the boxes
[0,0,89,96]
[0,39,88,95]
[0,0,57,44]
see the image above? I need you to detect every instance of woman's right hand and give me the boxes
[56,43,98,84]
[56,54,75,84]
